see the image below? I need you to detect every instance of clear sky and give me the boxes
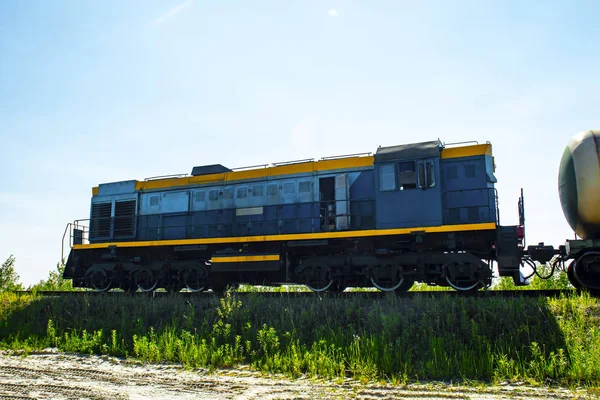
[1,0,598,286]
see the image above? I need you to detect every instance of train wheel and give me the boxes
[567,260,582,290]
[86,269,112,292]
[444,262,482,292]
[571,252,600,294]
[182,265,209,292]
[301,263,333,293]
[369,264,411,292]
[133,269,158,293]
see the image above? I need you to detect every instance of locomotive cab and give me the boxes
[374,141,443,229]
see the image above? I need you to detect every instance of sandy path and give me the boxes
[0,350,593,400]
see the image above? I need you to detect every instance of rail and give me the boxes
[12,289,578,298]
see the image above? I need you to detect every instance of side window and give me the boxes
[398,161,416,190]
[298,180,312,202]
[379,163,396,191]
[223,188,233,200]
[299,181,311,193]
[235,186,248,207]
[417,160,436,189]
[194,191,206,202]
[426,161,435,188]
[236,187,248,199]
[207,189,220,210]
[252,185,264,198]
[267,183,279,205]
[282,182,296,204]
[144,195,160,215]
[283,182,295,194]
[193,190,206,211]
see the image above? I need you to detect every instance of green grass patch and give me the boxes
[1,291,599,387]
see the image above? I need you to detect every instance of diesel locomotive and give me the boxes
[61,131,600,294]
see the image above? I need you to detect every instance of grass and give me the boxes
[1,289,600,389]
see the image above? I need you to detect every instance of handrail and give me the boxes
[61,223,71,263]
[231,164,269,171]
[443,140,480,147]
[144,173,188,181]
[71,198,376,243]
[272,158,314,166]
[320,152,372,160]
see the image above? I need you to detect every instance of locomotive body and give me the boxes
[62,139,525,293]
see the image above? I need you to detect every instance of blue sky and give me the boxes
[1,0,598,285]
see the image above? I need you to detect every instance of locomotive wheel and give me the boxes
[369,263,412,292]
[86,269,112,292]
[133,269,158,293]
[181,265,209,292]
[301,263,333,293]
[444,262,482,292]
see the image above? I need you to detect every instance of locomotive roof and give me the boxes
[375,140,441,162]
[91,141,492,196]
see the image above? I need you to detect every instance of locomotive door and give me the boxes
[335,174,350,230]
[396,159,442,227]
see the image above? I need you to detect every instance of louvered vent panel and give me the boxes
[114,200,136,237]
[90,202,112,239]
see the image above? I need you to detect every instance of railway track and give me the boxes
[14,289,578,299]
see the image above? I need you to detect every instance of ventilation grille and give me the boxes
[114,200,136,237]
[90,202,112,239]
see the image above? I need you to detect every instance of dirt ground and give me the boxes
[0,349,595,400]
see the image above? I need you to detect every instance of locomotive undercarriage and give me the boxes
[65,230,497,294]
[292,251,493,293]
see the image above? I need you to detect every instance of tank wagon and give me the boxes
[61,132,600,294]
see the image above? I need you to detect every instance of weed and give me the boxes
[0,291,599,386]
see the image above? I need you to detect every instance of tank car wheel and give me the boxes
[86,269,112,293]
[567,260,582,290]
[133,269,159,293]
[571,252,600,294]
